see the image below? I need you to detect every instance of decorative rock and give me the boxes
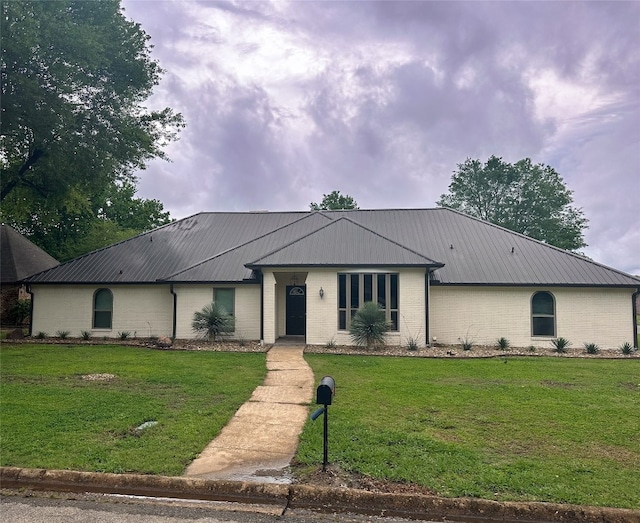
[156,336,173,348]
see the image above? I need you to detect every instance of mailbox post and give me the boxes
[311,376,335,471]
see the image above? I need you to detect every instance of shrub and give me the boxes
[584,342,599,354]
[80,330,92,340]
[619,342,636,355]
[9,299,31,325]
[118,331,131,340]
[528,345,536,352]
[405,337,419,351]
[349,302,390,348]
[35,331,47,339]
[325,338,337,349]
[550,337,571,353]
[56,330,70,339]
[460,335,475,351]
[496,337,510,350]
[192,302,235,342]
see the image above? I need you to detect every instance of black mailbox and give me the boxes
[316,376,335,405]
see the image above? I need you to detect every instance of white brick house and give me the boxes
[26,209,640,349]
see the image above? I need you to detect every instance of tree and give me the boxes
[0,1,183,257]
[310,190,359,210]
[0,180,173,261]
[437,156,588,251]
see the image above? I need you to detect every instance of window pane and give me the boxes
[533,317,554,336]
[390,274,398,309]
[338,274,346,308]
[364,274,373,302]
[532,292,554,315]
[94,310,111,329]
[215,288,234,316]
[390,311,398,331]
[339,310,346,330]
[377,274,386,307]
[95,289,112,310]
[350,274,359,309]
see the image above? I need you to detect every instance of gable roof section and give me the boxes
[246,217,443,268]
[0,225,59,283]
[24,208,640,287]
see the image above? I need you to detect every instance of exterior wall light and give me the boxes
[319,287,324,299]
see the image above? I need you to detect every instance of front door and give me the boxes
[286,285,306,336]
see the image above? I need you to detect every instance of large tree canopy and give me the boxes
[0,0,183,259]
[437,156,588,251]
[310,190,359,210]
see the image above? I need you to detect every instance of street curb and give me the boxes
[1,467,639,523]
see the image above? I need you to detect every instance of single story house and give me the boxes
[25,208,640,348]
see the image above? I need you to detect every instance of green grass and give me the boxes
[297,355,640,509]
[0,344,266,475]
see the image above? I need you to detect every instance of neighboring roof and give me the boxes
[25,209,640,287]
[0,225,59,283]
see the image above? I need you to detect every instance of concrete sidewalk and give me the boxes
[184,344,314,483]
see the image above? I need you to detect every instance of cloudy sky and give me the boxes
[122,0,639,275]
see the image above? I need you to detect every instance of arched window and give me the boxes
[531,291,555,337]
[93,288,113,329]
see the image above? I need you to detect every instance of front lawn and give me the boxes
[0,344,266,475]
[297,355,640,509]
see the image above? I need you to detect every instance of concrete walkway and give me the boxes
[184,344,314,483]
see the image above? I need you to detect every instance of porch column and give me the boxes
[262,270,277,344]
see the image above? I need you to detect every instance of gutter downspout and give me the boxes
[258,270,264,344]
[425,270,430,347]
[26,283,34,337]
[170,284,177,340]
[633,288,640,349]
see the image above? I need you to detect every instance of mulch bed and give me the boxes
[2,336,638,358]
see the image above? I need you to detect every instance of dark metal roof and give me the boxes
[246,217,443,268]
[0,225,59,283]
[25,208,640,287]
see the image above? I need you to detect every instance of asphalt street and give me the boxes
[1,493,445,523]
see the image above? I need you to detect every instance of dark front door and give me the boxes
[286,285,306,336]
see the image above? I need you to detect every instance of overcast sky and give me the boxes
[122,0,640,276]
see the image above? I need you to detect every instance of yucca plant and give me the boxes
[496,337,510,350]
[56,330,70,339]
[80,330,92,341]
[550,337,571,353]
[619,342,636,355]
[192,302,235,342]
[584,342,599,354]
[349,302,390,348]
[460,336,475,351]
[405,337,419,351]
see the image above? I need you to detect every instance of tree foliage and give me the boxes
[437,156,588,251]
[310,190,359,210]
[0,0,183,259]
